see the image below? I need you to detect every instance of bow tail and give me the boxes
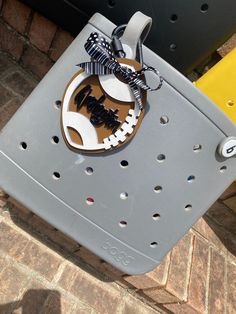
[77,62,113,75]
[131,76,151,91]
[129,83,143,110]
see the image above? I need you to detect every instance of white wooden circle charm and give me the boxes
[61,58,146,153]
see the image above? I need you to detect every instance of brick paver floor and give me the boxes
[0,51,164,314]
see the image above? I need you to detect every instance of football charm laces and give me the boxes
[77,32,163,110]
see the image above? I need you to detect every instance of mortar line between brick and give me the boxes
[0,67,18,82]
[48,25,60,54]
[48,281,100,312]
[24,8,34,36]
[0,248,54,284]
[0,72,38,104]
[227,259,236,267]
[192,228,236,266]
[224,259,228,314]
[0,249,98,311]
[0,72,26,100]
[1,215,70,257]
[39,291,95,314]
[191,228,229,257]
[219,192,236,202]
[0,17,25,41]
[124,290,165,314]
[0,86,23,105]
[164,248,174,291]
[0,252,33,311]
[53,257,128,300]
[1,209,82,258]
[112,289,128,314]
[1,210,129,293]
[62,252,127,290]
[0,16,56,67]
[1,215,43,241]
[0,212,204,313]
[162,251,172,288]
[50,260,68,285]
[39,274,94,314]
[205,213,236,238]
[205,212,236,238]
[2,204,230,312]
[20,40,56,63]
[2,239,163,314]
[184,233,194,301]
[4,97,24,112]
[204,246,211,314]
[0,63,38,84]
[0,50,40,84]
[217,198,236,217]
[0,254,7,275]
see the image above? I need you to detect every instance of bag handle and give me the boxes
[120,11,152,60]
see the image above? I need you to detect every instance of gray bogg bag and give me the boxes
[0,12,235,274]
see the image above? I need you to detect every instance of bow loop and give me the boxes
[77,32,163,109]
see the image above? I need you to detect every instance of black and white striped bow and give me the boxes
[77,32,163,109]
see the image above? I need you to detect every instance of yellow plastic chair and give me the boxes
[195,48,236,123]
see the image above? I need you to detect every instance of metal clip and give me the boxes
[111,24,143,66]
[111,24,126,58]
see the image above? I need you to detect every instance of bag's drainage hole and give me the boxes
[160,115,169,124]
[53,172,60,180]
[170,14,178,22]
[86,197,94,205]
[193,144,202,152]
[119,221,127,228]
[120,192,128,200]
[20,142,27,150]
[107,0,116,8]
[85,167,94,175]
[150,242,158,248]
[220,165,227,173]
[152,213,160,220]
[154,186,162,193]
[51,136,59,144]
[227,100,234,107]
[169,43,177,51]
[157,154,166,162]
[185,204,192,211]
[55,100,62,109]
[201,3,209,13]
[187,175,195,183]
[120,160,129,168]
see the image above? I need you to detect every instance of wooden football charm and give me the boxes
[61,58,147,153]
